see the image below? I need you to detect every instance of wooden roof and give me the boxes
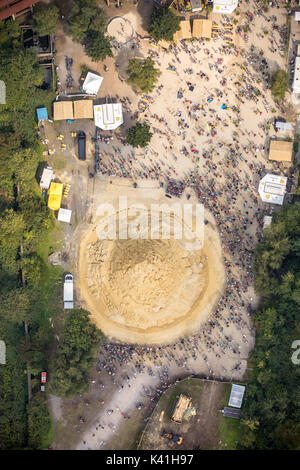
[53,101,74,121]
[192,19,212,39]
[171,394,192,423]
[0,0,40,21]
[269,140,293,162]
[73,100,93,119]
[173,21,192,41]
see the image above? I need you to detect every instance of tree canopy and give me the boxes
[27,395,52,449]
[239,203,300,449]
[32,4,60,36]
[50,309,103,397]
[68,0,111,61]
[127,57,160,94]
[148,7,180,42]
[271,70,289,101]
[0,22,56,449]
[126,122,153,148]
[85,30,113,62]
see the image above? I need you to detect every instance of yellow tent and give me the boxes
[48,182,63,211]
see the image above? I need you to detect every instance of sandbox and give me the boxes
[78,181,225,345]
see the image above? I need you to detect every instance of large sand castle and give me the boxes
[78,182,225,345]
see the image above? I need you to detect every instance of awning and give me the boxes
[94,103,123,130]
[48,182,63,211]
[73,100,93,119]
[82,72,103,95]
[58,208,72,223]
[36,107,48,122]
[53,101,74,120]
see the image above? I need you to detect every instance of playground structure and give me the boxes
[171,394,196,423]
[162,431,183,445]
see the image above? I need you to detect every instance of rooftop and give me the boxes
[269,140,293,162]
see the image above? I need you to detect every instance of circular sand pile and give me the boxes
[107,16,134,45]
[79,209,225,345]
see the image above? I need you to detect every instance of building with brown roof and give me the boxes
[192,19,212,39]
[173,21,192,41]
[73,100,93,120]
[171,394,192,423]
[0,0,40,21]
[269,140,293,163]
[53,101,74,121]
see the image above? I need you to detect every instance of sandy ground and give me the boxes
[48,0,298,450]
[78,181,225,344]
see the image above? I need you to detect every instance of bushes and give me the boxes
[27,395,52,449]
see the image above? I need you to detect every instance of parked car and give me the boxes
[77,131,86,160]
[41,372,47,384]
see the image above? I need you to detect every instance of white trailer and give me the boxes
[64,274,74,309]
[40,167,54,190]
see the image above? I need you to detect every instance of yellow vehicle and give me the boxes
[48,182,63,211]
[162,431,183,445]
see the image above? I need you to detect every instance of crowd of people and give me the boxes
[75,0,295,449]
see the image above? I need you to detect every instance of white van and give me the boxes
[64,274,74,309]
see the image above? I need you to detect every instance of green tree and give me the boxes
[127,57,159,93]
[68,0,107,43]
[148,7,180,42]
[0,47,46,144]
[27,396,52,449]
[271,70,288,100]
[239,202,300,449]
[85,31,113,61]
[0,209,25,274]
[51,309,103,397]
[126,122,153,148]
[0,19,21,48]
[32,4,60,36]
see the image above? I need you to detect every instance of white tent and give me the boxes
[213,0,238,14]
[40,167,54,190]
[275,121,292,133]
[263,215,272,230]
[294,11,300,22]
[82,72,103,95]
[258,174,287,205]
[94,103,123,130]
[58,208,72,223]
[293,56,300,94]
[228,384,245,408]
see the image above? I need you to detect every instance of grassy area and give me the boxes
[218,415,240,450]
[36,221,63,263]
[217,383,241,450]
[37,264,64,329]
[165,379,204,419]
